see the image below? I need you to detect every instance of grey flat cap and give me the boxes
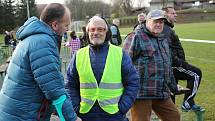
[146,9,165,20]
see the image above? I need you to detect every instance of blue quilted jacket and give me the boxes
[0,17,74,120]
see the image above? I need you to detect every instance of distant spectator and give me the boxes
[133,13,146,29]
[66,31,81,57]
[4,31,11,45]
[79,26,88,48]
[9,31,17,51]
[63,32,68,42]
[110,18,122,46]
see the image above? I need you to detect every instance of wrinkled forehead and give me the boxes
[87,16,107,29]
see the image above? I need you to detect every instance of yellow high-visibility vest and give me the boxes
[76,44,124,114]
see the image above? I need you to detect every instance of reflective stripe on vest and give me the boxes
[76,44,123,114]
[80,82,123,89]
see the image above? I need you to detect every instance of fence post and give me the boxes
[195,110,205,121]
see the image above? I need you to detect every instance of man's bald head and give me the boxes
[40,3,70,25]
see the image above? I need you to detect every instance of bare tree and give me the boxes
[120,0,134,15]
[65,0,111,20]
[161,0,168,8]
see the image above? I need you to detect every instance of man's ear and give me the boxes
[51,20,58,31]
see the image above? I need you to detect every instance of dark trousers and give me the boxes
[79,104,128,121]
[171,63,202,107]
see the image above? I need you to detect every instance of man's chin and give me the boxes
[92,42,103,46]
[90,40,104,45]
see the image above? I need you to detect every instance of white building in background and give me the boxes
[149,0,175,10]
[149,0,214,10]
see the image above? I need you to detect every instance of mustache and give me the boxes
[92,34,100,38]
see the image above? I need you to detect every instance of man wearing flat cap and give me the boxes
[128,9,180,121]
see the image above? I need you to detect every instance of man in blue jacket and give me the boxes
[65,16,139,121]
[0,3,81,121]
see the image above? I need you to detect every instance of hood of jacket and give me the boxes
[16,16,58,42]
[164,19,174,28]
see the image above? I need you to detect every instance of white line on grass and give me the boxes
[121,35,215,44]
[76,32,215,44]
[180,38,215,44]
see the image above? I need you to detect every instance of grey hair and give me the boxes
[86,16,108,32]
[138,13,146,18]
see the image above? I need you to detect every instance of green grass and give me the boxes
[120,22,215,121]
[120,21,215,41]
[175,21,215,40]
[0,35,4,44]
[177,42,215,121]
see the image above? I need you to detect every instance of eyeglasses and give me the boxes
[168,12,177,15]
[89,27,106,32]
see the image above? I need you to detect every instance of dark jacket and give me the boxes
[162,20,187,67]
[65,41,139,121]
[79,32,88,48]
[4,34,11,45]
[129,25,177,99]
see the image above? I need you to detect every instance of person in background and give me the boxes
[9,31,17,51]
[129,9,180,121]
[110,18,122,46]
[133,12,146,29]
[162,6,204,112]
[124,13,146,53]
[0,3,81,121]
[4,31,11,45]
[79,26,89,48]
[63,32,68,42]
[67,30,81,57]
[65,16,139,121]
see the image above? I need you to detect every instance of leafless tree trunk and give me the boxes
[65,0,110,20]
[161,0,168,8]
[121,0,134,15]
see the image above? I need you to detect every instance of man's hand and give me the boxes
[174,85,190,95]
[76,117,82,121]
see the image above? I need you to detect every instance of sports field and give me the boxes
[120,21,215,121]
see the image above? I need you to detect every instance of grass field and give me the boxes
[175,21,215,40]
[177,42,215,121]
[120,21,215,41]
[0,22,214,120]
[0,35,3,44]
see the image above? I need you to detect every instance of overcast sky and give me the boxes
[35,0,151,7]
[35,0,64,4]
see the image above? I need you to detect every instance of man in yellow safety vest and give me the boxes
[65,16,139,121]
